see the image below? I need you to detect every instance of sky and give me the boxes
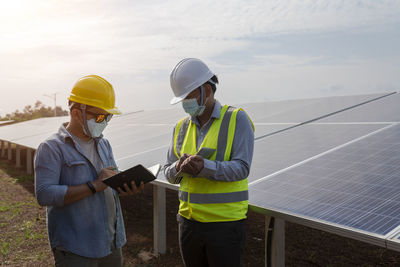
[0,0,399,117]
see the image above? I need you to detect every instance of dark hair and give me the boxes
[206,75,218,94]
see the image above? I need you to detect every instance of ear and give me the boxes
[70,109,83,123]
[204,83,213,98]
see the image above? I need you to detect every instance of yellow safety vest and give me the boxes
[173,105,253,222]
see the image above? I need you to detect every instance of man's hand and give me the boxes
[92,166,117,192]
[180,155,204,176]
[117,181,144,196]
[176,153,190,172]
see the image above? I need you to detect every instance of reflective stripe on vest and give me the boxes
[179,190,248,204]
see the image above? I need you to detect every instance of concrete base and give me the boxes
[26,148,33,175]
[16,145,21,168]
[0,140,5,158]
[265,216,285,267]
[153,184,166,255]
[7,142,12,161]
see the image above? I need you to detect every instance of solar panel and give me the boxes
[319,92,400,123]
[243,93,389,123]
[248,123,388,183]
[9,130,63,148]
[106,126,171,157]
[0,116,68,144]
[249,123,400,241]
[240,98,322,122]
[116,146,168,171]
[111,107,186,124]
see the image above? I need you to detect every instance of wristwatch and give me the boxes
[86,181,97,194]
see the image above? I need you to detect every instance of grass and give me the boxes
[1,242,9,256]
[0,159,32,184]
[0,159,52,266]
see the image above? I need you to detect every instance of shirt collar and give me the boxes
[190,100,222,126]
[58,123,72,143]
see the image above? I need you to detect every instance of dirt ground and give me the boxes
[2,158,400,266]
[121,186,400,267]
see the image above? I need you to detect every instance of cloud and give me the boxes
[0,0,399,114]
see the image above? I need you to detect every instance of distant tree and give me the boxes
[0,100,68,122]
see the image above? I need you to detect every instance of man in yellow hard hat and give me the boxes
[34,75,143,266]
[164,58,255,267]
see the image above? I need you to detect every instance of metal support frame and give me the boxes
[7,142,12,161]
[153,184,166,255]
[26,148,33,175]
[16,145,21,168]
[1,140,5,158]
[265,216,285,267]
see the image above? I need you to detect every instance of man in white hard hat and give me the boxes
[164,58,255,267]
[34,75,144,266]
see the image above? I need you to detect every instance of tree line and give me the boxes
[0,101,68,123]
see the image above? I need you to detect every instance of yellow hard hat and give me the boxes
[68,75,121,115]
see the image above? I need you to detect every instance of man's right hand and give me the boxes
[176,153,190,172]
[93,167,118,192]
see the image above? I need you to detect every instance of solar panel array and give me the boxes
[250,124,400,245]
[248,92,400,250]
[0,116,68,147]
[1,92,400,251]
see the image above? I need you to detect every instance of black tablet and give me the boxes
[103,164,160,191]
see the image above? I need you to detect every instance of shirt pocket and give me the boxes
[61,159,93,185]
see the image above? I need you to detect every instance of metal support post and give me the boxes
[7,142,12,161]
[265,216,285,267]
[16,145,21,168]
[26,148,33,175]
[153,184,166,255]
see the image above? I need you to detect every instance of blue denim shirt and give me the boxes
[34,123,126,258]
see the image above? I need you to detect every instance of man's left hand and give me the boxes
[117,181,144,196]
[180,155,204,176]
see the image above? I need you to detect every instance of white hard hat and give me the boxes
[170,58,214,105]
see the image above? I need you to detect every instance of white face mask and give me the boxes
[84,118,108,138]
[79,105,109,138]
[182,86,207,117]
[182,98,206,117]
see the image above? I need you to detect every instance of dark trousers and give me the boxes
[178,214,246,267]
[53,247,122,267]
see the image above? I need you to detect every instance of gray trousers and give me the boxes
[53,247,123,267]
